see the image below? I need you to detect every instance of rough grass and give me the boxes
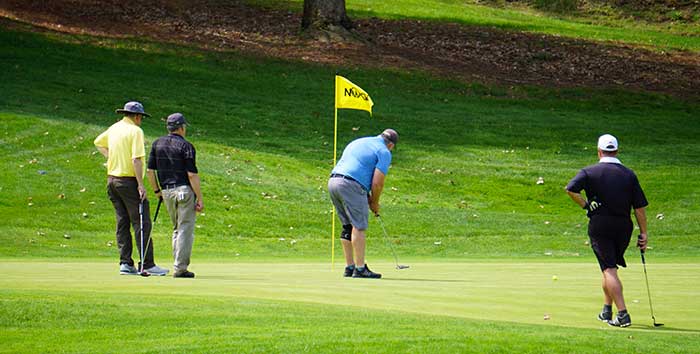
[249,0,700,51]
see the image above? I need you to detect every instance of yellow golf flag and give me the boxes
[335,75,373,115]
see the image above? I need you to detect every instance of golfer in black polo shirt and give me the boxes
[147,113,203,278]
[566,134,649,328]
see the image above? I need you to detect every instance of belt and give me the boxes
[162,183,188,190]
[108,175,136,180]
[330,173,359,183]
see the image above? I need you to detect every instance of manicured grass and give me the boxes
[251,0,700,51]
[1,261,698,353]
[1,25,699,261]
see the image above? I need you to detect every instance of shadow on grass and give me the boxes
[632,324,700,333]
[196,275,268,281]
[381,277,470,283]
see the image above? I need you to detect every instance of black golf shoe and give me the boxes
[608,312,631,327]
[343,265,355,277]
[597,304,613,321]
[173,270,195,278]
[352,264,381,279]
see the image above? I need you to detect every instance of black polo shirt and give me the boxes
[566,159,648,218]
[147,133,198,188]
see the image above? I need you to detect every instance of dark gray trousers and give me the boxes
[107,176,155,269]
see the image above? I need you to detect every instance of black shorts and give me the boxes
[588,215,633,271]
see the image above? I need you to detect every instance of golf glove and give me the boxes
[584,200,600,213]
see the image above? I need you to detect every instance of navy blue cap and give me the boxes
[381,128,398,145]
[166,113,187,127]
[116,101,150,117]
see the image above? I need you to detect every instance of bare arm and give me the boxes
[97,146,109,158]
[369,168,386,216]
[566,190,587,209]
[133,158,146,200]
[188,171,204,212]
[146,169,161,199]
[634,207,648,251]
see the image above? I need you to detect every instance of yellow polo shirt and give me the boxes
[94,117,146,177]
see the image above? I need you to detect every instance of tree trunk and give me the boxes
[301,0,358,42]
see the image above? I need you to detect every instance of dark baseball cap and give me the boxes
[381,128,398,145]
[166,113,188,127]
[116,101,150,117]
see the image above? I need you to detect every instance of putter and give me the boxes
[138,201,150,277]
[376,215,409,270]
[639,235,663,327]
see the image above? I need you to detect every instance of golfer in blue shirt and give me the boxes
[328,129,398,279]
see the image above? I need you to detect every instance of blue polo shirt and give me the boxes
[332,135,392,191]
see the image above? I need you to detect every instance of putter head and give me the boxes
[139,271,151,277]
[396,265,410,270]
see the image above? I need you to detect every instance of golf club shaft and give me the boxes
[139,201,145,273]
[641,249,659,324]
[153,197,162,223]
[376,215,400,267]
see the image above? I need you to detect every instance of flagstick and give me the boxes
[331,86,339,271]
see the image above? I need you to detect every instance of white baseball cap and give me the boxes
[597,134,618,152]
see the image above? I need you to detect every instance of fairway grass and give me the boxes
[2,26,699,261]
[1,260,698,353]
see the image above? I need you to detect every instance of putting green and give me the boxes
[2,260,698,353]
[2,261,698,328]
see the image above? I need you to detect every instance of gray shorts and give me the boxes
[328,176,369,230]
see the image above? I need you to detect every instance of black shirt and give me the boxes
[566,160,648,218]
[147,133,198,188]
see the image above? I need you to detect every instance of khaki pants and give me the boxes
[162,185,196,273]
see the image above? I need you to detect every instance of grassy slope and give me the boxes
[1,25,699,261]
[1,261,699,353]
[251,0,700,51]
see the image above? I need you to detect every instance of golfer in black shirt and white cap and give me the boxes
[566,134,649,328]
